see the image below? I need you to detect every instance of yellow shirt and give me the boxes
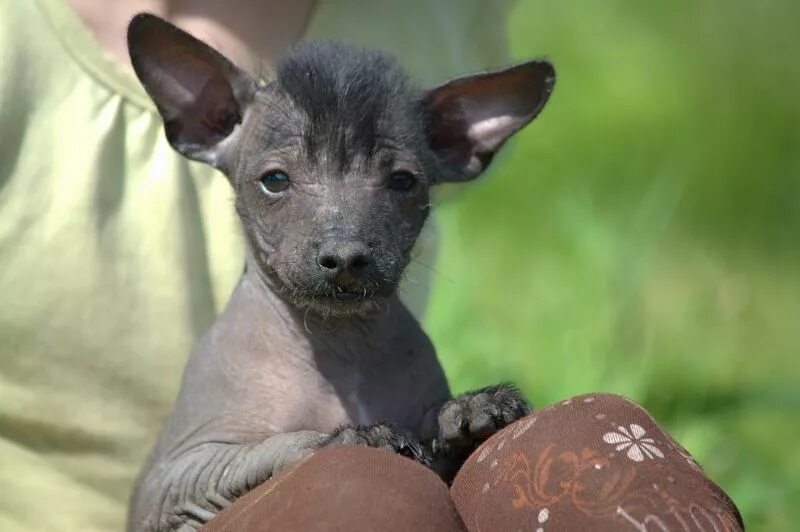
[0,0,512,529]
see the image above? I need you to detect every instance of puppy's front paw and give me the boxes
[323,423,432,466]
[433,383,531,478]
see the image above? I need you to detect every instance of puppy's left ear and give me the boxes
[422,61,555,182]
[127,13,258,166]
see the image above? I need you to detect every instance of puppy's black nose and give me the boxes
[317,241,373,281]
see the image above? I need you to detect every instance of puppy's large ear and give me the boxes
[422,61,555,182]
[127,13,257,166]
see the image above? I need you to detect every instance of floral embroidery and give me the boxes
[602,424,664,462]
[494,445,634,519]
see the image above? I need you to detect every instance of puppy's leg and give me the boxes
[131,426,432,531]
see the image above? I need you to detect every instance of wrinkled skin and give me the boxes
[126,13,554,531]
[231,62,433,319]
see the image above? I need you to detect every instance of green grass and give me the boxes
[424,1,800,529]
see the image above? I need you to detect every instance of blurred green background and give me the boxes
[425,0,799,530]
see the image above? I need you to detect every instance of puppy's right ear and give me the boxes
[127,13,257,166]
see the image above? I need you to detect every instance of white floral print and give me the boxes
[602,424,664,462]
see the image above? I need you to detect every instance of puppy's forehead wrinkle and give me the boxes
[251,116,302,145]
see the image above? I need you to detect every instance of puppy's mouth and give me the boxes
[291,282,392,317]
[325,289,367,302]
[265,267,395,316]
[312,282,391,303]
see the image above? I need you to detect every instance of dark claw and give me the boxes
[323,422,432,467]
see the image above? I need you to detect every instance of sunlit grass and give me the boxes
[425,1,800,529]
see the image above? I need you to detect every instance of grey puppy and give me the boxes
[126,13,554,531]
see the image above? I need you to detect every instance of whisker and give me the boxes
[303,307,313,334]
[409,257,447,278]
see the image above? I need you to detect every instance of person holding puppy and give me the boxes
[0,1,742,531]
[0,1,515,530]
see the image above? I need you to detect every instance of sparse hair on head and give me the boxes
[275,42,420,161]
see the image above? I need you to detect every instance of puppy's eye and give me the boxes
[388,171,417,192]
[259,171,290,195]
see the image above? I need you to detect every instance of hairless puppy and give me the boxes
[126,13,554,531]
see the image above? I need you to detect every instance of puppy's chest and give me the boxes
[314,373,380,427]
[267,357,429,434]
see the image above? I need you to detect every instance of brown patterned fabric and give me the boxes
[203,445,466,532]
[203,394,743,531]
[452,393,744,531]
